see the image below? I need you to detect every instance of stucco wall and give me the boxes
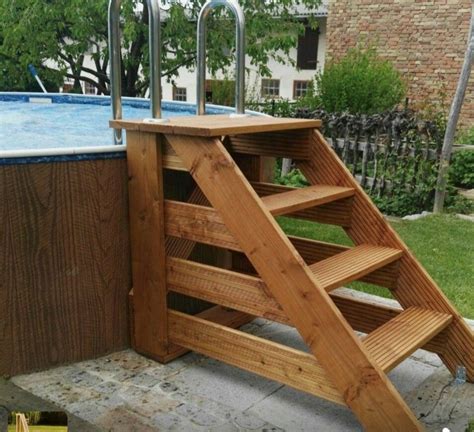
[327,0,474,126]
[162,17,327,103]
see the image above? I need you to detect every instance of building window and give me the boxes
[297,25,319,70]
[173,87,187,102]
[84,81,96,95]
[261,79,280,98]
[293,80,311,99]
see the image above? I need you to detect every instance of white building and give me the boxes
[162,3,328,104]
[69,2,328,103]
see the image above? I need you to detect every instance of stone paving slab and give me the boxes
[405,368,474,432]
[8,315,474,432]
[0,377,100,432]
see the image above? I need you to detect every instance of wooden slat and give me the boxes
[168,309,345,405]
[363,307,453,372]
[167,133,422,430]
[128,287,254,361]
[262,184,354,217]
[252,182,353,227]
[111,115,321,137]
[166,258,447,355]
[298,130,474,382]
[165,200,241,251]
[332,293,450,355]
[165,187,209,258]
[165,199,398,290]
[165,202,400,289]
[163,154,187,171]
[289,237,400,289]
[127,131,171,360]
[309,244,403,292]
[228,129,312,159]
[167,257,287,323]
[164,199,352,257]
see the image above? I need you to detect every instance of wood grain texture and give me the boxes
[252,182,353,227]
[127,131,170,360]
[166,257,447,355]
[165,200,355,250]
[298,129,474,382]
[227,129,312,159]
[128,291,253,362]
[261,184,354,217]
[169,310,345,405]
[111,115,321,137]
[166,200,400,292]
[309,244,402,292]
[0,158,131,376]
[166,133,422,431]
[289,237,400,289]
[363,307,453,372]
[167,257,286,323]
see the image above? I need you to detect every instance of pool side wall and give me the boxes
[0,157,131,375]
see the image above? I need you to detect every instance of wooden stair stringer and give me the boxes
[297,129,474,382]
[166,133,422,431]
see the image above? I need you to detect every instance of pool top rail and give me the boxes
[110,115,322,137]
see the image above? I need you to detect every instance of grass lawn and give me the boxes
[279,214,474,319]
[8,427,67,432]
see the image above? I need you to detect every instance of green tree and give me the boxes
[0,0,321,95]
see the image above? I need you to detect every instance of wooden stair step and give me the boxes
[309,244,403,292]
[363,307,453,372]
[262,185,355,217]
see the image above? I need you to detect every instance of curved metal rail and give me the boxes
[108,0,164,145]
[196,0,246,116]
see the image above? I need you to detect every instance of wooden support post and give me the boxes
[127,131,170,361]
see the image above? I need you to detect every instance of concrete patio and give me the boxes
[2,295,473,432]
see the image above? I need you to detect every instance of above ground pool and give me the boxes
[0,92,245,157]
[2,92,259,375]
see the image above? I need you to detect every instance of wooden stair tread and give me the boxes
[262,185,354,216]
[363,307,453,372]
[309,244,403,292]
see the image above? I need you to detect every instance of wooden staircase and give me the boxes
[113,115,474,432]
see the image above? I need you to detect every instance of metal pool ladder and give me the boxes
[196,0,246,116]
[108,0,166,145]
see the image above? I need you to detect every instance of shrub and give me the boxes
[450,150,474,189]
[303,46,406,114]
[275,168,309,188]
[207,77,235,107]
[457,126,474,145]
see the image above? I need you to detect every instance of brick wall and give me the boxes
[326,0,474,125]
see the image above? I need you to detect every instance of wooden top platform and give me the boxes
[110,115,321,137]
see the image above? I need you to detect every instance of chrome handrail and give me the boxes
[196,0,246,116]
[108,0,164,145]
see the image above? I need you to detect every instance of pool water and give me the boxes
[0,100,191,151]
